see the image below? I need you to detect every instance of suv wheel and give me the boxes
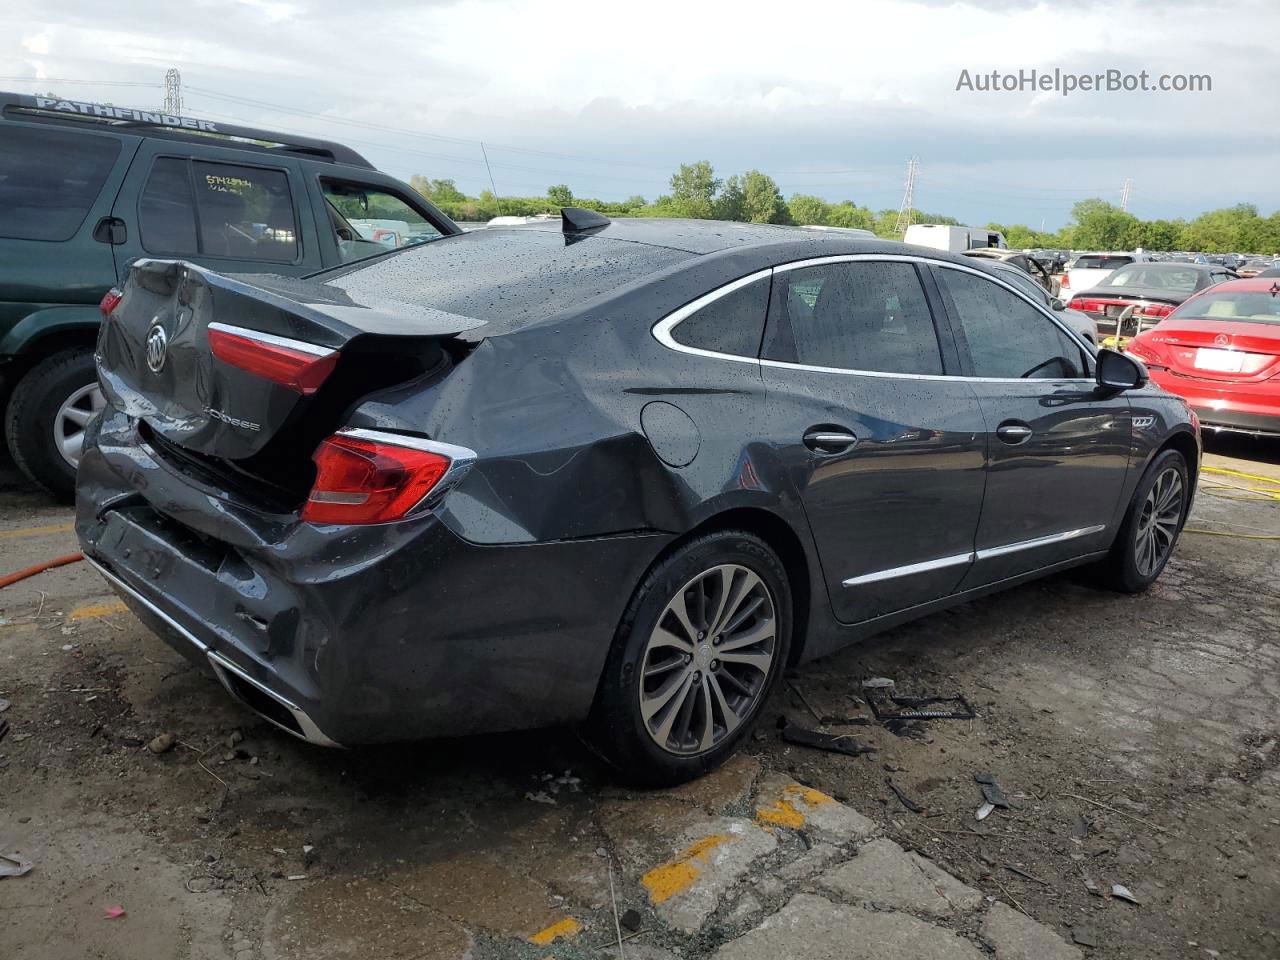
[1096,448,1189,593]
[588,530,791,785]
[5,347,102,500]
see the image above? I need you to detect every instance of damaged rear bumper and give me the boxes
[76,408,670,746]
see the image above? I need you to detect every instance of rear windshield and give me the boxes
[1075,256,1134,270]
[1102,267,1203,291]
[0,126,121,241]
[1170,291,1280,326]
[322,228,693,326]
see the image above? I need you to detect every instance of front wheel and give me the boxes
[1096,449,1189,593]
[587,530,791,786]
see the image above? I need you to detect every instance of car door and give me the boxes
[929,262,1133,588]
[759,256,987,624]
[110,141,322,279]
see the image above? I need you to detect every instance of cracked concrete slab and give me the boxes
[657,753,762,813]
[712,893,987,960]
[639,817,777,934]
[818,837,982,918]
[981,901,1083,960]
[752,773,878,842]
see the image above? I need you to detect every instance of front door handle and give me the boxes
[804,428,858,454]
[996,421,1033,444]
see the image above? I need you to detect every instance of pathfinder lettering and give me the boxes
[34,97,219,132]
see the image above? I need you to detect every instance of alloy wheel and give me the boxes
[638,563,777,756]
[54,383,105,468]
[1134,466,1184,577]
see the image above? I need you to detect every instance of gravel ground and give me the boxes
[1,435,1277,959]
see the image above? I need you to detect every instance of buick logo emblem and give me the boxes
[1214,333,1230,346]
[145,324,169,373]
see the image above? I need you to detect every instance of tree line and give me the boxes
[409,164,1280,254]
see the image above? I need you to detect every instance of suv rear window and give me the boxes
[0,126,121,242]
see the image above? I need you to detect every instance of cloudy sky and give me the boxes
[4,0,1277,228]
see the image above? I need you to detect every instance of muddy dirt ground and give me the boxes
[2,435,1278,959]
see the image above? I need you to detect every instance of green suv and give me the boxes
[0,92,460,497]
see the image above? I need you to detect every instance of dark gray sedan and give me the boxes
[76,213,1200,784]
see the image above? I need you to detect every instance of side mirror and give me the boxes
[1096,348,1148,391]
[1050,297,1066,311]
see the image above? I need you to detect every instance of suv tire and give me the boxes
[587,530,791,786]
[5,346,102,500]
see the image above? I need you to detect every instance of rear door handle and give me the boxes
[996,421,1033,444]
[804,428,858,454]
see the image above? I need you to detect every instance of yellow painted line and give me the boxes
[527,917,581,945]
[1203,465,1280,487]
[0,522,76,540]
[755,782,836,830]
[641,834,730,904]
[67,600,128,621]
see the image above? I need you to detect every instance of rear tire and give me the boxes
[587,530,791,786]
[1095,449,1189,593]
[5,347,102,501]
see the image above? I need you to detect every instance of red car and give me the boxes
[1126,277,1280,436]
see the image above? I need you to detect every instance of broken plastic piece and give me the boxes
[974,772,1010,808]
[781,725,875,757]
[862,677,896,689]
[975,801,996,821]
[104,905,125,919]
[885,777,924,813]
[0,853,33,878]
[1111,884,1140,904]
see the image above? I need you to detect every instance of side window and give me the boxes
[139,157,198,255]
[937,268,1086,379]
[321,180,445,265]
[0,126,121,242]
[191,161,298,262]
[670,276,769,357]
[763,261,943,375]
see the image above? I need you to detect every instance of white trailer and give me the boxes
[904,223,1007,253]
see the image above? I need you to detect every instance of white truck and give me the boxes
[904,223,1007,253]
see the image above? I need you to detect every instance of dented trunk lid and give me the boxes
[97,259,485,461]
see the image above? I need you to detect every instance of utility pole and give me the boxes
[163,68,183,114]
[894,156,919,237]
[1120,177,1133,212]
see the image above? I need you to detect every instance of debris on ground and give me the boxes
[781,725,875,757]
[0,697,10,712]
[620,908,642,932]
[1111,884,1141,905]
[0,718,8,744]
[886,777,925,813]
[0,853,33,878]
[524,791,556,805]
[976,801,996,821]
[1073,925,1100,947]
[103,905,125,919]
[147,732,176,755]
[975,772,1011,808]
[866,684,977,722]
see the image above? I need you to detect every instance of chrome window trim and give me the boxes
[208,321,337,358]
[650,267,773,367]
[651,253,1096,384]
[333,427,478,516]
[841,524,1107,587]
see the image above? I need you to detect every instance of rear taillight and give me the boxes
[1124,338,1166,368]
[1060,276,1070,290]
[99,288,123,317]
[302,431,453,525]
[208,322,339,395]
[1068,297,1085,310]
[1136,303,1173,318]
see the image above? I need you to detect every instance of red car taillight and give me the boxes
[208,323,339,395]
[99,288,123,317]
[1068,296,1086,310]
[1136,303,1173,318]
[1125,338,1166,368]
[302,432,453,525]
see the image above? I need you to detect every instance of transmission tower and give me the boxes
[1120,177,1133,212]
[894,156,919,236]
[163,69,183,114]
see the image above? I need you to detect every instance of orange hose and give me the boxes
[0,552,83,589]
